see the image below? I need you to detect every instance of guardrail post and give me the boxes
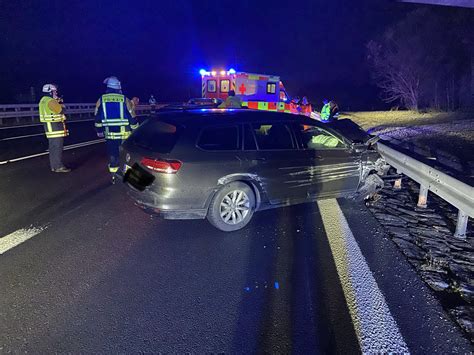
[393,178,402,190]
[454,210,468,239]
[417,184,428,208]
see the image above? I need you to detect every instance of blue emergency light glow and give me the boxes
[199,68,236,76]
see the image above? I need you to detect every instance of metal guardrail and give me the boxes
[0,103,96,117]
[377,142,473,238]
[0,103,96,125]
[0,103,162,125]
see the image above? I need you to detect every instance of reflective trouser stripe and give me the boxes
[95,122,103,128]
[105,136,128,140]
[130,123,139,130]
[104,132,130,139]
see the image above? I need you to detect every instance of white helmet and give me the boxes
[103,76,121,90]
[42,83,58,93]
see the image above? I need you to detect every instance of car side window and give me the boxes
[197,126,239,151]
[298,124,346,149]
[243,124,257,150]
[252,123,295,150]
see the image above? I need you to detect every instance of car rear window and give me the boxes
[130,120,180,153]
[197,126,239,150]
[252,123,295,150]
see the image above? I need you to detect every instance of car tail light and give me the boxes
[140,157,182,174]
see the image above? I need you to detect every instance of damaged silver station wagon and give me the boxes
[119,109,387,231]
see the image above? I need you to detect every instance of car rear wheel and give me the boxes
[207,182,255,232]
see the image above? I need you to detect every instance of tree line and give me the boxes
[367,7,473,111]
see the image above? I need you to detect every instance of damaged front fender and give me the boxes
[352,156,388,202]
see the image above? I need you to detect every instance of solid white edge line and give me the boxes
[0,139,105,164]
[0,119,95,130]
[63,139,105,150]
[0,133,44,141]
[0,226,47,255]
[317,199,409,354]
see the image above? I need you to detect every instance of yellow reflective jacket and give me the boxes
[39,96,69,138]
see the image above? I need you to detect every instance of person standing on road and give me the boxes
[95,76,139,183]
[148,95,156,106]
[329,100,339,119]
[39,84,71,173]
[320,99,331,121]
[148,95,157,113]
[130,96,140,118]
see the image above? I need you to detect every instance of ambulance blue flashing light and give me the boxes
[199,68,237,76]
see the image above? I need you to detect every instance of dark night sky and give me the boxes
[0,0,422,109]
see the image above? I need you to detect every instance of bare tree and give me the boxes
[367,40,420,110]
[367,8,472,111]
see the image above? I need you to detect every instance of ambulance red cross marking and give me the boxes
[239,83,247,95]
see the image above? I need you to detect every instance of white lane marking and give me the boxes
[0,139,105,165]
[0,119,94,130]
[0,133,44,141]
[318,199,409,354]
[0,226,47,255]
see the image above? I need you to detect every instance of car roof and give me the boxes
[153,108,315,125]
[144,109,370,143]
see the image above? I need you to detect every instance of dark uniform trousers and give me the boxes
[48,137,65,170]
[106,139,123,172]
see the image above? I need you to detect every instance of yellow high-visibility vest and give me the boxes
[39,96,69,138]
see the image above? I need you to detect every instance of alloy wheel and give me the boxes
[219,190,250,225]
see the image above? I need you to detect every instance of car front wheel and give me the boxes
[207,182,255,232]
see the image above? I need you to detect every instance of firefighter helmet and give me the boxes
[42,84,58,93]
[103,76,121,90]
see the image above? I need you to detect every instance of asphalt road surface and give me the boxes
[0,120,472,353]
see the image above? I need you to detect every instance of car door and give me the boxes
[293,123,361,198]
[242,121,310,205]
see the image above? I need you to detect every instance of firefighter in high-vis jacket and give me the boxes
[320,99,331,121]
[95,76,139,183]
[39,84,71,172]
